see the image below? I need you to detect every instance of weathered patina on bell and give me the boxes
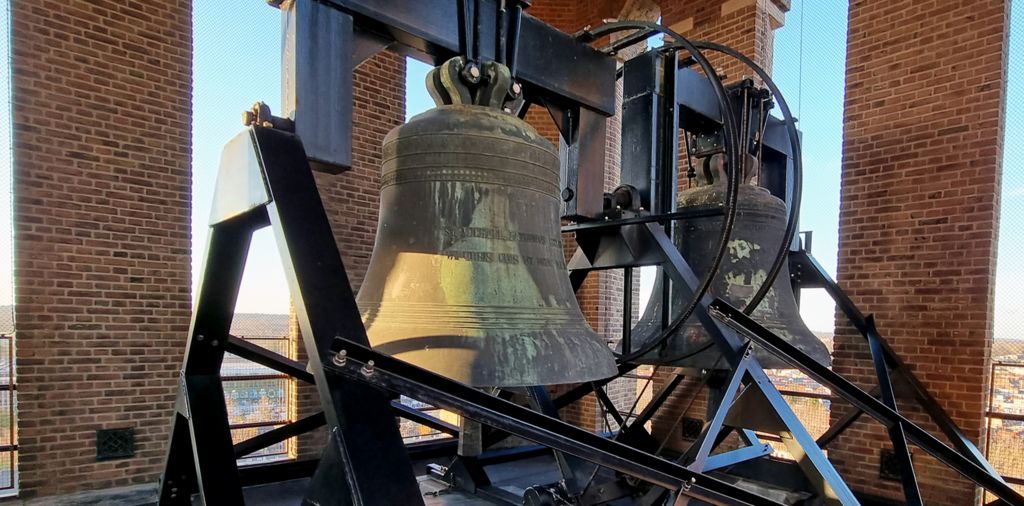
[629,165,831,369]
[357,96,617,386]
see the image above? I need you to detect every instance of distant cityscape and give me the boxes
[0,308,1022,479]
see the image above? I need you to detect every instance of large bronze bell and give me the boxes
[357,103,618,387]
[630,167,831,369]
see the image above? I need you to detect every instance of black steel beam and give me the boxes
[866,318,923,505]
[308,0,616,115]
[793,250,1003,478]
[407,438,459,460]
[548,102,609,220]
[254,126,423,506]
[554,363,640,411]
[708,299,1024,506]
[815,388,879,449]
[593,384,626,427]
[327,337,782,506]
[234,413,327,459]
[631,372,684,430]
[391,401,460,437]
[159,210,268,506]
[560,207,724,234]
[281,0,354,172]
[621,50,670,214]
[225,335,314,384]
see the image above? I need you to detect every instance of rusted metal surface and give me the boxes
[358,104,617,387]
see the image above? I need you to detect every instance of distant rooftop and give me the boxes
[0,308,288,339]
[230,312,289,339]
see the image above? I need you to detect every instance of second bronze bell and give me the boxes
[629,168,832,370]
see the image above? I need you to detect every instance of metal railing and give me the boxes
[986,361,1024,487]
[222,332,294,465]
[0,334,16,492]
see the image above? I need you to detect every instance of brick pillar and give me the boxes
[832,1,1009,503]
[662,0,786,79]
[294,51,406,458]
[11,0,192,498]
[649,0,787,453]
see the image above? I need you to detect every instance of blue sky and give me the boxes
[995,0,1024,342]
[0,2,1022,338]
[1,2,9,310]
[770,0,850,330]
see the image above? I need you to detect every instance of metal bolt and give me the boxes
[682,477,696,491]
[333,349,348,366]
[467,65,480,79]
[210,339,219,347]
[510,82,522,96]
[361,360,376,376]
[196,334,204,342]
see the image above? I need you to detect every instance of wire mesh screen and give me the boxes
[760,0,847,458]
[988,361,1024,486]
[771,0,848,335]
[193,3,294,468]
[762,370,832,460]
[991,0,1024,490]
[0,336,14,492]
[398,397,460,443]
[224,314,294,465]
[1,0,15,495]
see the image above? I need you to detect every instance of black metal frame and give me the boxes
[158,128,461,505]
[158,123,792,505]
[158,2,1022,504]
[779,250,1022,504]
[276,0,615,220]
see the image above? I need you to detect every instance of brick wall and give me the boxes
[662,0,786,80]
[11,0,192,498]
[832,1,1009,503]
[294,51,406,457]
